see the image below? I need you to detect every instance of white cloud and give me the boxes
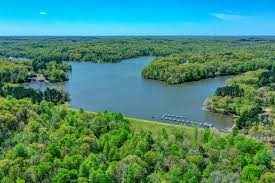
[39,11,47,15]
[211,13,247,22]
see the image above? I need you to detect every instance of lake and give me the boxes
[24,56,233,129]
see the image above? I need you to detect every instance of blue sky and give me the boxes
[0,0,275,36]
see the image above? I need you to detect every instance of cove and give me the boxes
[24,56,234,130]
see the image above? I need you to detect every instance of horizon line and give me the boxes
[0,35,275,37]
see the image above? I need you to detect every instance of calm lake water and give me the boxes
[24,56,233,129]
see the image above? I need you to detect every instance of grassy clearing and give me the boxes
[72,107,227,137]
[78,107,271,141]
[126,116,225,137]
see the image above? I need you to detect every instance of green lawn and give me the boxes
[126,116,225,137]
[72,108,226,137]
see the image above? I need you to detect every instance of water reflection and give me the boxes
[24,56,234,129]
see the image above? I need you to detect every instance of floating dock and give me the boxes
[160,114,213,128]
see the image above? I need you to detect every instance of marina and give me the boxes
[24,57,233,129]
[161,114,214,128]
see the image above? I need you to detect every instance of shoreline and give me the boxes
[73,108,232,133]
[126,116,230,134]
[18,56,234,133]
[202,97,237,117]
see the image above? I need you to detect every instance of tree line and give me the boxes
[32,60,71,82]
[215,85,244,97]
[0,58,70,83]
[0,97,273,182]
[142,53,274,84]
[1,37,274,84]
[0,60,32,83]
[207,66,275,130]
[0,58,70,104]
[0,83,69,104]
[0,37,274,182]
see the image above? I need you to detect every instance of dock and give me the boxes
[160,114,214,128]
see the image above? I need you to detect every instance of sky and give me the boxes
[0,0,275,36]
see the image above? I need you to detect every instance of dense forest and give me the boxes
[0,60,32,83]
[206,67,274,139]
[0,97,274,182]
[0,58,70,83]
[0,37,183,62]
[0,83,69,104]
[0,37,274,182]
[32,60,71,82]
[0,59,70,104]
[1,37,274,84]
[142,51,274,84]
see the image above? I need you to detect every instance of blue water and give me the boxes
[24,56,233,129]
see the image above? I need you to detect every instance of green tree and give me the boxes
[260,172,275,183]
[241,164,263,183]
[53,168,78,183]
[13,144,28,159]
[254,149,272,166]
